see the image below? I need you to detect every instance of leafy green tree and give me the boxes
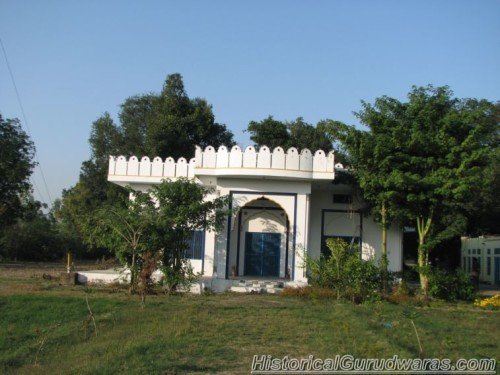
[148,178,229,292]
[0,115,36,228]
[119,94,155,157]
[55,114,127,254]
[146,74,234,159]
[247,116,332,151]
[328,86,498,293]
[0,194,65,261]
[58,74,234,258]
[89,189,156,292]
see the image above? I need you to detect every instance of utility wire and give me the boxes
[1,37,53,205]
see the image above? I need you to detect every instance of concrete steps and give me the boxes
[229,279,285,294]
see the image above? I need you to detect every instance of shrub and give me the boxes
[428,267,475,301]
[0,217,65,261]
[474,294,500,309]
[305,238,383,303]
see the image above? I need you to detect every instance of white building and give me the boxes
[461,236,500,285]
[102,145,403,292]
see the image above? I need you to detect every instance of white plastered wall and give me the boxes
[308,189,403,272]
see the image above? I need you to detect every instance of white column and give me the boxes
[293,193,310,283]
[203,230,216,276]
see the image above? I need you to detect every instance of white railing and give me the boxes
[108,145,342,179]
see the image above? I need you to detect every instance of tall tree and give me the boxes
[247,116,332,151]
[58,74,234,256]
[0,115,36,228]
[329,86,498,293]
[148,178,229,292]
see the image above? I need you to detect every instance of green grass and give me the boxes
[0,270,498,374]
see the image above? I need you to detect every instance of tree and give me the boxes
[247,116,332,151]
[55,114,127,254]
[146,74,234,159]
[0,115,36,228]
[89,189,156,292]
[58,74,235,257]
[324,119,398,289]
[329,86,498,294]
[148,178,229,292]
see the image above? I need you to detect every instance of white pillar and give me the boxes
[293,193,310,283]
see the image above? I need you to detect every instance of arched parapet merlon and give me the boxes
[327,151,335,173]
[271,146,285,169]
[164,157,176,177]
[243,145,257,168]
[139,156,151,176]
[115,155,127,175]
[335,162,345,170]
[188,158,196,178]
[216,145,229,168]
[285,147,299,170]
[194,145,203,167]
[108,156,116,175]
[203,146,216,168]
[299,149,312,171]
[229,145,243,168]
[176,157,188,177]
[257,145,271,168]
[313,150,327,172]
[128,156,139,176]
[151,156,163,177]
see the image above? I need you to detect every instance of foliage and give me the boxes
[428,268,475,301]
[247,116,332,152]
[326,86,499,293]
[306,238,382,303]
[0,115,36,229]
[148,178,229,292]
[474,294,500,309]
[57,74,234,257]
[88,189,155,292]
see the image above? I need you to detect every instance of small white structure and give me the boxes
[102,145,403,292]
[461,236,500,285]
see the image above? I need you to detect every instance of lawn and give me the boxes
[0,264,498,374]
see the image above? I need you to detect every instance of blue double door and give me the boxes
[244,232,281,277]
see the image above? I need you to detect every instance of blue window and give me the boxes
[495,248,500,255]
[468,249,471,255]
[487,257,491,276]
[185,230,205,260]
[487,249,491,255]
[478,249,481,255]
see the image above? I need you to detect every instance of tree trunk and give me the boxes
[380,202,389,292]
[416,215,432,296]
[130,250,136,294]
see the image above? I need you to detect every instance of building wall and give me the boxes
[308,189,403,272]
[461,237,500,285]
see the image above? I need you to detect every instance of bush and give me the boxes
[305,238,383,303]
[0,217,65,261]
[428,267,475,301]
[474,294,500,309]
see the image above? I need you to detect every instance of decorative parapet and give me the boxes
[108,145,340,183]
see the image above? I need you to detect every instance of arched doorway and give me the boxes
[229,197,289,278]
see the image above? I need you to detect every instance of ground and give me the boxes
[0,263,498,374]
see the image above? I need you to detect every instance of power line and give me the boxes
[0,37,53,205]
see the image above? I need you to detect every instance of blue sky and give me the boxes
[0,0,499,205]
